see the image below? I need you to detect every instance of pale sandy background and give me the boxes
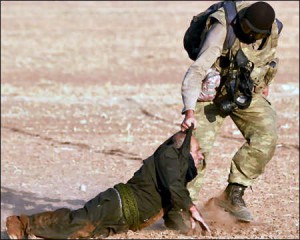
[1,1,299,239]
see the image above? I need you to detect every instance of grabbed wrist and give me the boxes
[185,109,195,117]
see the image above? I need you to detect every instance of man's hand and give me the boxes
[181,110,197,132]
[189,205,211,233]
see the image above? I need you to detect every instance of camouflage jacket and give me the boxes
[181,1,282,113]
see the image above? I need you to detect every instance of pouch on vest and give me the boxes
[264,58,279,86]
[253,58,279,94]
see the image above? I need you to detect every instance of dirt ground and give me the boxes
[1,1,299,239]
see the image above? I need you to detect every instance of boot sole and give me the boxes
[214,198,254,222]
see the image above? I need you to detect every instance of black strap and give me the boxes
[205,1,224,15]
[275,18,283,34]
[223,1,238,49]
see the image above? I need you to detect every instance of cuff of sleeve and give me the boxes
[183,199,194,212]
[174,197,194,212]
[181,107,195,115]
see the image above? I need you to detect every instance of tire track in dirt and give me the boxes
[126,97,173,124]
[2,125,142,160]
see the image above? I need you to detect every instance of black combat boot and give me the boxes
[215,183,254,222]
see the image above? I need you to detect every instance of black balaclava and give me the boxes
[233,1,275,44]
[243,1,275,34]
[233,11,257,44]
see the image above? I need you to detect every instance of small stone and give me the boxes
[101,113,108,119]
[79,184,87,192]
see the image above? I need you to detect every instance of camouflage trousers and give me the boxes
[187,93,278,201]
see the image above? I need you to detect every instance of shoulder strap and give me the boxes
[223,1,238,50]
[271,18,283,48]
[205,1,225,15]
[276,18,283,34]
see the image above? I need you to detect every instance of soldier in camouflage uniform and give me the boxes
[181,1,282,222]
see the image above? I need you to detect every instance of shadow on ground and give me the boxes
[1,186,85,239]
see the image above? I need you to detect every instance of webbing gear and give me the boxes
[114,183,140,231]
[214,47,254,115]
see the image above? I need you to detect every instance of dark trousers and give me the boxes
[28,188,129,239]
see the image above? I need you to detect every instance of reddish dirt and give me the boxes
[1,1,299,239]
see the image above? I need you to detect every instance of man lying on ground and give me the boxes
[6,125,210,239]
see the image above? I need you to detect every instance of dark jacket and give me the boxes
[17,128,196,239]
[126,127,195,229]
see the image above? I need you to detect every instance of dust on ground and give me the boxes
[1,1,299,239]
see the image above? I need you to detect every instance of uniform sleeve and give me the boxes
[181,22,227,113]
[154,147,193,211]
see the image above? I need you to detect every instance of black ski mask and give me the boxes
[233,18,257,44]
[233,2,274,44]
